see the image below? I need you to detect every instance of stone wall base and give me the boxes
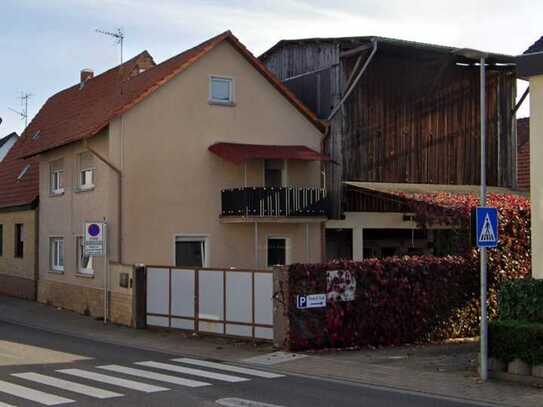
[0,274,36,300]
[37,279,133,327]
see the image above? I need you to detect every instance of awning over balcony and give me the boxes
[209,142,330,164]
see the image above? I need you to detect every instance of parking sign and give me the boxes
[84,222,105,256]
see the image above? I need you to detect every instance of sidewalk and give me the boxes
[0,295,541,406]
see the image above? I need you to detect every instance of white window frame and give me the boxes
[50,169,64,195]
[76,236,94,275]
[208,75,234,105]
[79,168,95,190]
[266,236,291,268]
[50,237,64,272]
[173,235,209,268]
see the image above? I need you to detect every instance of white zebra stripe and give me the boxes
[0,380,74,406]
[172,358,285,379]
[57,369,169,393]
[12,373,123,400]
[135,361,249,383]
[97,365,210,387]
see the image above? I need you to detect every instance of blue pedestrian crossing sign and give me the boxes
[476,207,499,248]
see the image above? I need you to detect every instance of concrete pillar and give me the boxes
[353,226,364,261]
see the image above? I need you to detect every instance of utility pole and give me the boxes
[9,92,32,129]
[96,28,125,64]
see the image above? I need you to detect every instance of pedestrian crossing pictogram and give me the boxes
[476,207,499,248]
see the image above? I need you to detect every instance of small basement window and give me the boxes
[209,76,234,105]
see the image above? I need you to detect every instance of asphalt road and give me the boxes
[0,321,490,407]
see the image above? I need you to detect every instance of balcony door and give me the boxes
[264,159,285,187]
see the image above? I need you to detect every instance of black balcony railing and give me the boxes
[221,187,328,217]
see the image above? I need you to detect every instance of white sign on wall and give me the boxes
[296,294,326,309]
[84,222,105,257]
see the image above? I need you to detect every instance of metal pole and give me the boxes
[104,222,108,324]
[480,56,488,381]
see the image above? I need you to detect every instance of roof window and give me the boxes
[32,130,41,140]
[17,164,31,181]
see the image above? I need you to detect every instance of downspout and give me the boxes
[83,138,123,264]
[327,39,378,122]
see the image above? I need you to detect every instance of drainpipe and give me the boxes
[83,139,123,264]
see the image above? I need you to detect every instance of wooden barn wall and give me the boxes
[262,44,345,218]
[342,54,516,187]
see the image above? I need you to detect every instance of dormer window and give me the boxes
[209,76,234,105]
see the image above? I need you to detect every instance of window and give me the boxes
[50,238,64,272]
[77,237,93,275]
[175,236,207,267]
[0,225,3,257]
[264,160,285,187]
[267,237,288,267]
[50,168,64,194]
[17,164,31,181]
[209,76,233,104]
[78,152,95,190]
[14,224,23,258]
[80,169,94,189]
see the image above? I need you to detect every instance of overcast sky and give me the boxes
[1,0,539,136]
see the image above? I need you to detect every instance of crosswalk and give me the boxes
[0,358,285,406]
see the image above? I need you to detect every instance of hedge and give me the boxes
[498,279,543,323]
[489,320,543,365]
[285,193,530,350]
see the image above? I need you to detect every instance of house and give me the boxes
[517,117,529,191]
[260,35,519,260]
[517,36,543,279]
[0,132,18,162]
[0,137,39,300]
[14,31,328,321]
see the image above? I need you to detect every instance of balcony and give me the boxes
[221,186,328,222]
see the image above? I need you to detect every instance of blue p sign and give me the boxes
[297,296,307,309]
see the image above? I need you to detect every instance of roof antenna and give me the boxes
[9,92,32,129]
[96,28,125,64]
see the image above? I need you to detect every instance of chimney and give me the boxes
[80,69,94,88]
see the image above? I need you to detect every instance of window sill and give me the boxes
[75,186,95,193]
[75,272,95,279]
[49,191,64,198]
[49,269,64,274]
[208,100,236,107]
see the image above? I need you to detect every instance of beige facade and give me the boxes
[530,74,543,279]
[0,208,38,299]
[37,40,325,319]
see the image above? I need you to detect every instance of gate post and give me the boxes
[134,264,147,329]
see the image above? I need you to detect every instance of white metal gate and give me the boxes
[146,267,274,340]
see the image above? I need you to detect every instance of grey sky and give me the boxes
[1,0,538,136]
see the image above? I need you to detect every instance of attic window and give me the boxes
[32,130,41,140]
[17,164,31,181]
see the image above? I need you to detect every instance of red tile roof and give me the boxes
[0,138,38,209]
[17,31,326,159]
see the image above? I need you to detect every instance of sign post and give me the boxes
[84,222,107,323]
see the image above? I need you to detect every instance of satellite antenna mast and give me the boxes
[96,28,125,64]
[9,92,32,128]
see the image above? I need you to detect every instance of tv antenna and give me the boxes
[96,28,125,64]
[9,92,32,128]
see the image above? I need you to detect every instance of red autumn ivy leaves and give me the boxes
[287,193,531,350]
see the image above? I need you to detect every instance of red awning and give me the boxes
[209,142,330,164]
